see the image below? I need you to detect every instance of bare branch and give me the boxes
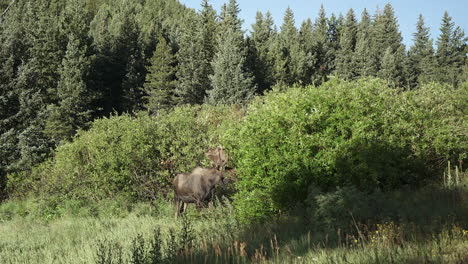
[0,0,16,22]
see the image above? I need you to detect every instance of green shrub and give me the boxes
[224,78,466,223]
[305,183,468,231]
[9,105,242,201]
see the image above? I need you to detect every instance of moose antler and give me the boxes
[205,147,228,170]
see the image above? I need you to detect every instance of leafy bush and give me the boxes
[305,182,468,232]
[8,105,242,201]
[224,78,466,223]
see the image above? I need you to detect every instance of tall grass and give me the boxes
[1,179,467,264]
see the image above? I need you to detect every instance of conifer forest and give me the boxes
[0,0,467,263]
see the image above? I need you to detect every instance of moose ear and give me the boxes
[205,147,228,170]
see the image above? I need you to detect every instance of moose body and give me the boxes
[173,167,225,218]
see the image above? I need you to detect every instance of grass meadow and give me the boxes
[1,178,467,264]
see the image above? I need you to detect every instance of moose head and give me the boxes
[205,146,228,170]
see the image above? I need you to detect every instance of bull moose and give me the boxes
[173,147,229,218]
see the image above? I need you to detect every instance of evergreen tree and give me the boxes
[45,0,93,143]
[198,0,217,88]
[312,5,330,84]
[176,0,217,104]
[380,47,396,83]
[435,11,466,87]
[250,11,275,93]
[89,0,145,114]
[463,58,468,83]
[46,32,92,142]
[287,11,307,85]
[143,36,176,113]
[85,0,105,15]
[0,0,28,196]
[175,14,205,104]
[118,3,146,112]
[208,28,255,104]
[270,9,290,85]
[269,34,287,86]
[354,8,375,76]
[436,12,454,72]
[372,4,403,55]
[272,7,306,86]
[138,0,194,60]
[299,18,317,85]
[207,0,255,104]
[11,0,65,170]
[408,14,436,87]
[326,13,343,74]
[336,9,358,79]
[219,0,243,39]
[380,45,407,87]
[372,4,406,85]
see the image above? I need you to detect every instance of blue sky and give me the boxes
[179,0,467,48]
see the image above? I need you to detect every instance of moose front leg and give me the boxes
[208,188,215,208]
[175,198,180,219]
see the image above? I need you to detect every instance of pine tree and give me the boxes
[408,14,436,87]
[299,18,317,85]
[380,47,396,83]
[207,0,255,104]
[198,0,217,88]
[11,0,65,169]
[89,0,145,114]
[326,13,343,74]
[372,4,406,84]
[436,12,454,72]
[219,0,243,40]
[0,0,26,128]
[272,7,305,86]
[336,9,358,79]
[312,5,329,84]
[176,15,206,104]
[250,11,275,93]
[118,3,146,112]
[269,34,288,86]
[143,36,176,113]
[176,0,217,104]
[435,11,466,87]
[451,27,467,85]
[373,4,403,55]
[354,9,375,76]
[463,58,468,83]
[45,33,92,142]
[379,45,407,87]
[208,28,255,104]
[0,0,28,196]
[44,0,93,143]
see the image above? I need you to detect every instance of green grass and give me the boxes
[0,199,242,264]
[1,178,467,263]
[1,210,466,263]
[1,215,161,263]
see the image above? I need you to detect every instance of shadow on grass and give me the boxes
[171,184,468,263]
[90,157,467,264]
